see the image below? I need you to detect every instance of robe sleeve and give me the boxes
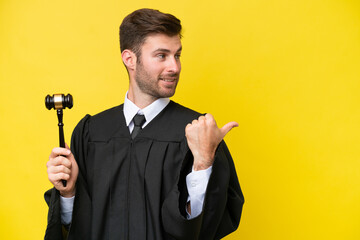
[161,140,244,240]
[44,115,92,240]
[44,186,65,240]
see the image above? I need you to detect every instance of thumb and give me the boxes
[65,143,73,157]
[65,143,70,150]
[65,143,76,162]
[220,121,239,137]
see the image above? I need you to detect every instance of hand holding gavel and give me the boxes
[45,94,73,187]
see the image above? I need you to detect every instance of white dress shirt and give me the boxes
[60,93,212,224]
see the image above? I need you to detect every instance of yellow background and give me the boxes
[0,0,359,239]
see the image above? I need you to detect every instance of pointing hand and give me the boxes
[185,113,238,171]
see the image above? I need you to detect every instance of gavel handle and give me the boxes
[57,109,67,188]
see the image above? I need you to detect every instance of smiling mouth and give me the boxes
[159,77,177,82]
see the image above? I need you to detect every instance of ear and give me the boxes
[121,49,137,71]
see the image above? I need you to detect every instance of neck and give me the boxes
[127,87,158,109]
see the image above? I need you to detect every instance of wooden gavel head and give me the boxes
[45,94,73,110]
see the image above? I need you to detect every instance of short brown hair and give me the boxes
[119,8,182,57]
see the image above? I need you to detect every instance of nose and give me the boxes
[166,56,181,74]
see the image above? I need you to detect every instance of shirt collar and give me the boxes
[123,92,170,128]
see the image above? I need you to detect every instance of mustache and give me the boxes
[159,73,179,78]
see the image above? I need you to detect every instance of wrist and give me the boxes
[60,188,76,198]
[193,156,213,171]
[193,164,211,171]
[190,147,215,171]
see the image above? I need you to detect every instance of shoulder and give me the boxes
[89,105,124,127]
[73,105,125,142]
[165,101,202,122]
[139,101,202,142]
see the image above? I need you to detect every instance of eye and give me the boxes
[157,54,165,59]
[175,54,181,60]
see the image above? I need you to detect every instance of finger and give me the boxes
[48,164,71,175]
[50,147,71,158]
[220,121,239,136]
[198,115,205,121]
[50,172,71,182]
[64,143,75,162]
[185,123,192,134]
[47,156,72,168]
[204,113,214,120]
[204,113,217,126]
[192,119,198,125]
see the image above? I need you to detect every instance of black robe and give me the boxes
[44,101,244,240]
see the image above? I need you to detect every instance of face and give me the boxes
[134,34,182,99]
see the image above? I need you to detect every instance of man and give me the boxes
[45,8,244,240]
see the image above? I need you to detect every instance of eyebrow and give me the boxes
[153,46,182,54]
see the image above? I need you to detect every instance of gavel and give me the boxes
[45,94,73,187]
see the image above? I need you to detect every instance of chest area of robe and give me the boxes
[84,137,186,240]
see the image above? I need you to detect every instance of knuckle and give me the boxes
[207,117,216,125]
[48,175,56,183]
[55,174,62,181]
[51,147,59,154]
[48,166,56,174]
[58,156,67,165]
[63,158,71,168]
[60,165,70,174]
[59,165,66,172]
[59,173,66,180]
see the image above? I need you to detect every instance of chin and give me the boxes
[158,89,176,98]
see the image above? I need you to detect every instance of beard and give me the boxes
[135,61,179,99]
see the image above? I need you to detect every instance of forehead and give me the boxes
[141,34,182,53]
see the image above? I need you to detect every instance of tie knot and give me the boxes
[133,114,146,127]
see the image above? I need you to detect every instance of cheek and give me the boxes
[148,64,166,75]
[151,67,165,77]
[141,61,162,75]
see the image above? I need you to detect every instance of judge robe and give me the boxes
[44,101,244,240]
